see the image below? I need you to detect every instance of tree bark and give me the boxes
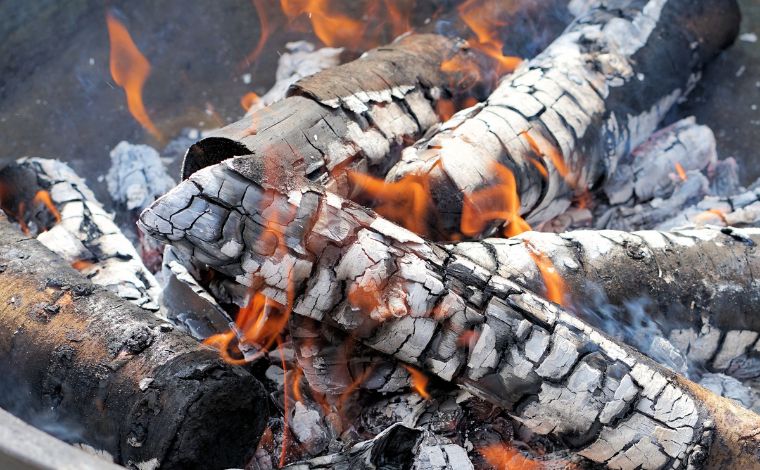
[0,214,267,470]
[141,166,760,469]
[384,0,740,240]
[0,158,161,312]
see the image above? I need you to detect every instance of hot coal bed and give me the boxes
[1,1,760,469]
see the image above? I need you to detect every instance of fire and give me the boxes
[280,0,366,48]
[521,131,570,181]
[280,0,414,51]
[457,0,522,75]
[106,12,162,141]
[694,208,728,225]
[242,0,274,67]
[403,364,431,399]
[461,162,531,238]
[457,329,481,348]
[32,190,61,224]
[525,241,567,306]
[291,367,304,403]
[240,91,261,111]
[479,443,543,470]
[349,170,433,237]
[674,162,687,181]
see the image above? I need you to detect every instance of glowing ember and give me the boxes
[479,443,543,469]
[674,162,687,181]
[403,364,431,399]
[461,162,532,238]
[106,12,163,141]
[694,208,728,225]
[240,91,261,111]
[71,260,94,271]
[349,170,434,237]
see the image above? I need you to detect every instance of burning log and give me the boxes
[0,158,161,312]
[141,166,760,468]
[180,33,483,188]
[381,0,740,239]
[0,213,267,469]
[179,0,578,191]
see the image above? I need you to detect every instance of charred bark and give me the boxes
[141,165,760,469]
[384,0,740,239]
[0,214,267,469]
[0,158,161,312]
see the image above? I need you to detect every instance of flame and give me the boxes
[522,131,570,181]
[457,329,481,348]
[349,170,433,237]
[106,12,162,141]
[694,208,728,226]
[525,241,567,306]
[337,366,374,412]
[479,443,543,470]
[278,338,290,468]
[281,0,365,48]
[32,190,61,224]
[457,0,522,75]
[242,0,274,67]
[292,367,304,403]
[403,364,431,399]
[240,91,261,111]
[461,162,531,238]
[674,162,687,181]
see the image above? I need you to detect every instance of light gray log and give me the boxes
[141,164,760,469]
[384,0,740,240]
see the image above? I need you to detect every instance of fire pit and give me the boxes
[1,1,760,469]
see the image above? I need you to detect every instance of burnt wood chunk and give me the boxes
[0,214,267,470]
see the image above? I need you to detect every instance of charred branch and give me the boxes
[0,214,267,469]
[141,165,760,469]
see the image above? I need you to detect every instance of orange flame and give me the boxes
[457,329,481,348]
[278,338,290,468]
[461,162,531,238]
[240,91,261,111]
[349,170,433,237]
[674,162,687,181]
[403,364,431,399]
[106,12,162,141]
[32,190,61,224]
[525,241,567,306]
[280,0,365,48]
[479,443,543,470]
[292,367,304,403]
[242,0,274,67]
[694,208,728,226]
[457,0,522,75]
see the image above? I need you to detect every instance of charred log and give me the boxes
[0,214,267,469]
[0,158,161,311]
[141,166,760,469]
[384,0,740,239]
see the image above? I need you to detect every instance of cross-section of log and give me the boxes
[383,0,740,239]
[141,165,760,469]
[0,158,161,311]
[0,214,267,470]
